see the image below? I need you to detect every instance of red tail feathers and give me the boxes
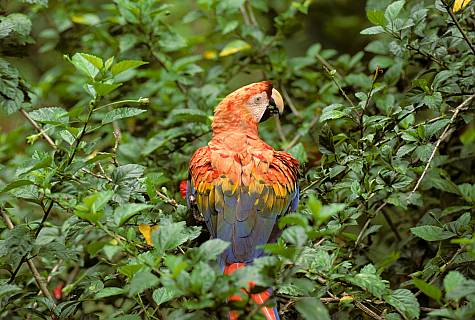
[224,263,277,320]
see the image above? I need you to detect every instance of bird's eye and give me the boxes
[255,96,261,102]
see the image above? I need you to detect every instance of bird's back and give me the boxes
[189,133,299,265]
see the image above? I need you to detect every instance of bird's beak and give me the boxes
[269,88,284,115]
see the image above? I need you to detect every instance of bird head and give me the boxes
[212,81,284,133]
[237,81,284,123]
[212,81,285,134]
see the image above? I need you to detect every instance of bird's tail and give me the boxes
[224,263,279,320]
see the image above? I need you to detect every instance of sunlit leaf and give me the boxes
[453,0,472,12]
[138,224,159,246]
[219,40,251,57]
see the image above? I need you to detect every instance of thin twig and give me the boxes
[0,208,56,306]
[315,53,342,80]
[300,176,329,195]
[19,108,57,149]
[156,190,178,208]
[414,245,466,297]
[354,301,384,320]
[284,116,319,151]
[324,66,355,108]
[92,165,113,182]
[281,85,302,118]
[148,49,187,95]
[246,0,258,27]
[239,5,251,25]
[412,93,475,193]
[20,107,112,181]
[93,98,148,112]
[406,42,448,69]
[354,200,387,249]
[67,105,94,166]
[420,307,437,312]
[275,117,287,144]
[443,1,475,55]
[360,67,381,139]
[9,200,55,282]
[354,218,372,248]
[112,126,121,167]
[382,210,402,242]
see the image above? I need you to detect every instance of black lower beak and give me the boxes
[268,98,279,114]
[259,101,280,123]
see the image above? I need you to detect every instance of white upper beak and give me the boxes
[271,88,284,114]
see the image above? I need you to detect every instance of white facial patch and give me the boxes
[246,92,269,122]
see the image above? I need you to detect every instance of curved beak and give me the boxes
[269,88,284,115]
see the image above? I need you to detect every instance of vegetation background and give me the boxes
[0,0,474,319]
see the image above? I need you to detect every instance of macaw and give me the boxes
[187,81,299,320]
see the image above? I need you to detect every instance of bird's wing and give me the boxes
[188,147,299,264]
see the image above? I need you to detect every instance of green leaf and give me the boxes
[307,194,322,220]
[118,264,143,278]
[59,129,75,145]
[444,271,465,294]
[282,226,307,247]
[153,287,180,305]
[190,261,215,293]
[458,183,475,203]
[347,264,389,298]
[410,226,456,241]
[426,119,450,137]
[320,203,345,221]
[152,222,200,253]
[95,287,125,299]
[396,144,416,158]
[447,212,471,234]
[412,278,441,301]
[128,270,159,296]
[320,104,346,122]
[93,82,122,96]
[80,53,103,70]
[288,142,308,164]
[111,60,148,76]
[0,284,21,298]
[114,203,152,226]
[295,297,331,320]
[197,239,229,260]
[74,191,113,223]
[444,271,475,302]
[0,13,31,38]
[384,0,405,21]
[222,20,239,34]
[1,179,34,193]
[104,56,114,71]
[219,40,251,57]
[384,289,420,320]
[0,225,35,268]
[367,9,386,25]
[28,107,69,124]
[159,30,187,52]
[415,144,433,162]
[111,164,145,203]
[423,92,442,110]
[67,53,101,79]
[360,26,385,35]
[102,108,146,124]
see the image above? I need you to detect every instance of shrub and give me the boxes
[0,0,474,319]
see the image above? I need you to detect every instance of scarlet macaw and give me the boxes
[187,81,299,320]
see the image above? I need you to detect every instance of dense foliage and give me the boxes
[0,0,474,319]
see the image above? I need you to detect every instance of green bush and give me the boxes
[0,0,474,319]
